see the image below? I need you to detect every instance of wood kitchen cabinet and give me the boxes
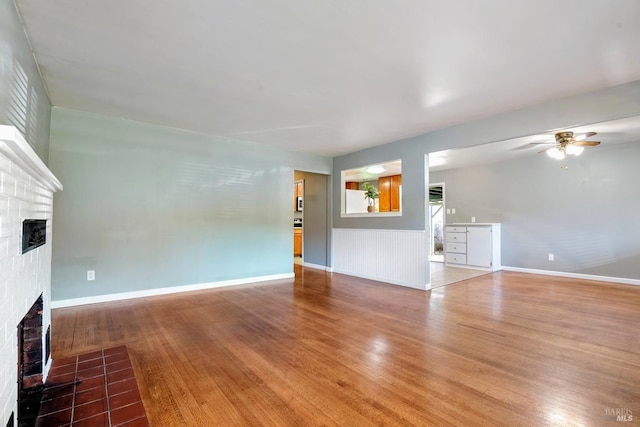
[345,182,359,190]
[378,174,402,212]
[294,228,302,256]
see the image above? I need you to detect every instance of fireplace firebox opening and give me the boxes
[17,294,45,427]
[21,220,47,254]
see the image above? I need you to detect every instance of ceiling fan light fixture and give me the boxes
[538,131,598,161]
[565,144,584,156]
[546,147,565,160]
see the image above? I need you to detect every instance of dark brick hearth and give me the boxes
[36,346,149,426]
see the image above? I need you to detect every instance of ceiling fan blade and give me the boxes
[574,131,597,141]
[573,140,600,147]
[529,142,554,145]
[538,147,553,154]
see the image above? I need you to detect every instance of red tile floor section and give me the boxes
[36,345,149,426]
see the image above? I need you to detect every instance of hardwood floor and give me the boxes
[51,267,640,426]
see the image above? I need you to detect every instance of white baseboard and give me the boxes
[301,261,329,271]
[445,263,494,272]
[51,273,295,308]
[502,266,640,286]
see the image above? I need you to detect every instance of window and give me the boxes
[341,160,402,217]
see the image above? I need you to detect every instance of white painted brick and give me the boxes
[9,161,26,182]
[0,150,56,422]
[0,278,6,301]
[15,181,25,202]
[0,172,17,197]
[24,185,35,204]
[0,297,11,328]
[0,208,15,239]
[0,155,11,173]
[0,258,14,281]
[8,159,20,176]
[20,183,28,203]
[20,200,34,219]
[0,371,7,404]
[0,237,9,261]
[2,216,17,238]
[0,376,7,403]
[7,198,19,218]
[8,237,19,258]
[0,194,7,215]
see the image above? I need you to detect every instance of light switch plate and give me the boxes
[87,270,95,281]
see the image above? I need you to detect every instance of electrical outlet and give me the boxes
[471,216,476,223]
[87,270,95,281]
[451,208,456,214]
[548,254,554,261]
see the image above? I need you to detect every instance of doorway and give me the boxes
[427,181,488,288]
[293,171,330,270]
[429,183,445,262]
[293,178,303,265]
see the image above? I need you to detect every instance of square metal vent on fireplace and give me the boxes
[21,220,46,254]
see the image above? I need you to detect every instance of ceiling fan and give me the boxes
[533,131,600,160]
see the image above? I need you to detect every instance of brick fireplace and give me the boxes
[0,126,62,427]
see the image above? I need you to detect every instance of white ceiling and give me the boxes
[15,0,640,157]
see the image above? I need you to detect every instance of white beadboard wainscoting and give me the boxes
[332,228,428,290]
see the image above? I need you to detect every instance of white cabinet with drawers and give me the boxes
[444,223,501,271]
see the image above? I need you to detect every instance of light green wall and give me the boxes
[49,107,331,301]
[0,0,51,162]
